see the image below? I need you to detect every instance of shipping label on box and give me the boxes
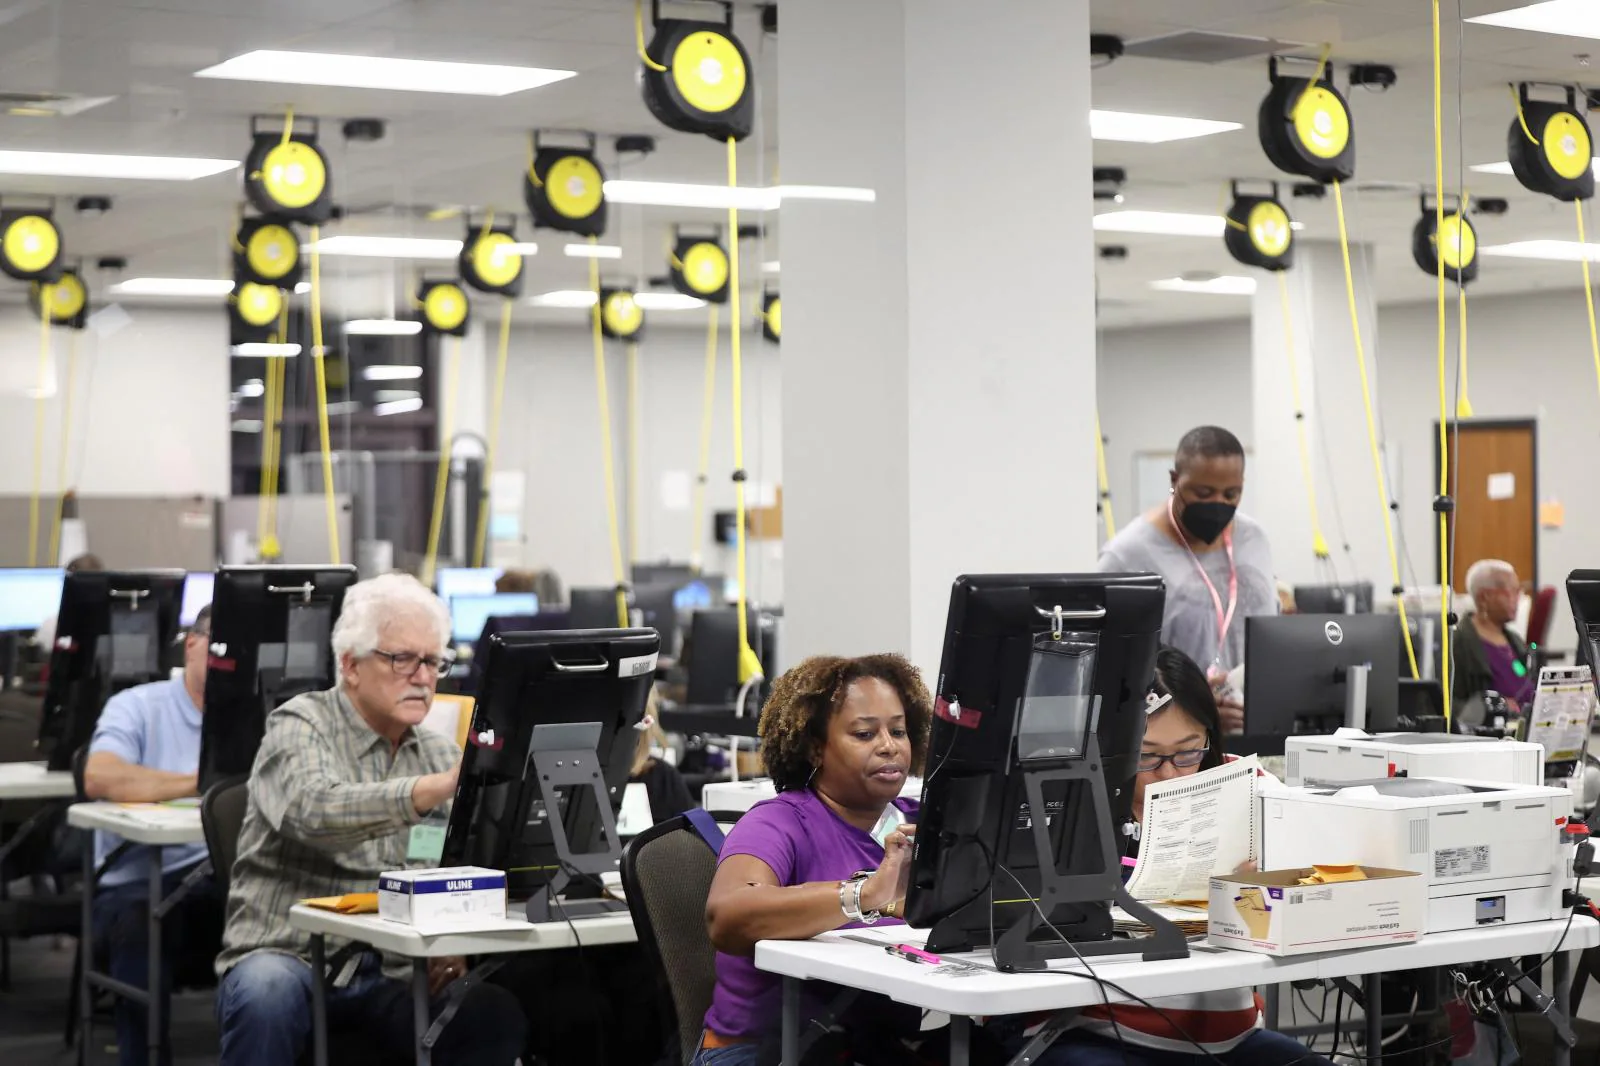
[378,866,507,930]
[1207,867,1424,956]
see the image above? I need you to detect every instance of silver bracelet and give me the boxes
[839,870,880,925]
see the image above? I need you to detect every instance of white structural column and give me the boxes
[779,0,1097,675]
[1251,239,1399,597]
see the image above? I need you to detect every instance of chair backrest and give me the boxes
[200,775,250,894]
[70,744,89,800]
[621,812,736,1065]
[1528,585,1558,649]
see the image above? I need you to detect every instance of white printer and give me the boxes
[1284,731,1544,788]
[1262,777,1573,932]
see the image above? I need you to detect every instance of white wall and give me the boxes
[0,305,229,498]
[494,322,783,603]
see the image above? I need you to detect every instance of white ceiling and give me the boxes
[0,0,1597,328]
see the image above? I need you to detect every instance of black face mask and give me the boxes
[1177,500,1236,545]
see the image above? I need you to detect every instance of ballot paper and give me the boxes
[1125,755,1260,903]
[1110,900,1209,937]
[1525,666,1594,764]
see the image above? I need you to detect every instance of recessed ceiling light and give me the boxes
[635,292,707,310]
[294,281,312,294]
[194,50,577,96]
[345,319,423,336]
[1472,158,1600,177]
[564,244,623,259]
[1467,0,1600,40]
[324,400,361,416]
[231,420,264,433]
[110,277,235,297]
[1479,239,1600,262]
[529,290,598,308]
[1150,275,1258,296]
[238,378,265,398]
[231,342,303,357]
[1090,110,1243,144]
[1094,210,1304,237]
[762,260,780,273]
[0,150,236,181]
[501,242,540,256]
[363,364,426,380]
[601,181,876,211]
[375,389,421,403]
[375,397,425,415]
[306,235,463,259]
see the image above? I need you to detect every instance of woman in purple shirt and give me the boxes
[698,653,931,1065]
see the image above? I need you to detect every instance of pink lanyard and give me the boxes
[1167,496,1238,662]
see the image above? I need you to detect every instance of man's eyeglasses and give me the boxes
[1137,748,1208,773]
[370,649,456,678]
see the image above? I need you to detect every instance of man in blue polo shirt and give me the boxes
[84,604,224,1066]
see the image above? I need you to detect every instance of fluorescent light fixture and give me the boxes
[1473,158,1600,177]
[363,364,425,380]
[0,149,237,181]
[564,243,622,259]
[194,50,577,96]
[602,181,876,211]
[306,235,462,259]
[762,260,780,273]
[294,281,312,294]
[634,292,707,310]
[375,397,425,416]
[231,420,264,433]
[1150,275,1258,296]
[530,289,598,308]
[239,378,266,398]
[324,400,361,416]
[501,242,539,256]
[231,343,303,357]
[1090,109,1243,144]
[345,319,423,336]
[1467,0,1600,39]
[110,277,235,297]
[1094,210,1303,237]
[375,390,421,403]
[1479,239,1600,262]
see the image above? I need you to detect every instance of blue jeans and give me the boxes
[1035,1029,1335,1066]
[216,949,527,1066]
[689,1039,762,1066]
[90,865,224,1066]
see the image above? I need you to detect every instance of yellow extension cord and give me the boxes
[691,306,719,568]
[307,225,340,564]
[422,335,463,588]
[1332,180,1420,679]
[1093,412,1116,540]
[473,297,515,568]
[1430,0,1453,719]
[588,241,631,629]
[27,308,50,566]
[47,328,79,567]
[1576,201,1600,420]
[726,136,761,683]
[1274,270,1333,565]
[258,303,290,559]
[627,340,642,565]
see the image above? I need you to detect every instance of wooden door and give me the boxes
[1438,420,1537,592]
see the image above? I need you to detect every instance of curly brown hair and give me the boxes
[757,653,933,792]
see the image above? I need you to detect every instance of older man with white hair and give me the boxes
[214,573,526,1066]
[1453,558,1534,722]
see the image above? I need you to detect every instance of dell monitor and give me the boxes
[180,571,215,627]
[450,592,537,645]
[198,565,358,790]
[441,628,657,917]
[1568,570,1600,678]
[37,570,186,768]
[1294,581,1374,615]
[568,587,622,630]
[0,567,65,632]
[904,573,1174,970]
[1237,614,1401,756]
[632,584,683,657]
[684,608,774,708]
[631,562,696,588]
[672,580,716,613]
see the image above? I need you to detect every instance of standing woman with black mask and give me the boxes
[1097,426,1278,733]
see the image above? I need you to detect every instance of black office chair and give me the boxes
[621,812,742,1065]
[200,775,249,894]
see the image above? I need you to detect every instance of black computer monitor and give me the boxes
[684,607,773,707]
[0,567,66,633]
[450,592,537,645]
[568,587,622,630]
[631,562,696,588]
[1237,614,1401,756]
[1294,581,1374,614]
[37,570,186,769]
[441,628,657,914]
[198,565,358,790]
[904,573,1171,970]
[632,583,682,657]
[1568,570,1600,678]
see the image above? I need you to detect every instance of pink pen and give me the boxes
[886,944,941,965]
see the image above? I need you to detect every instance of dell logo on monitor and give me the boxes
[1324,621,1344,646]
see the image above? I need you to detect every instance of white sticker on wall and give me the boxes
[1487,472,1515,501]
[660,471,692,511]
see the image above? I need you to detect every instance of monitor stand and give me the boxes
[521,722,629,924]
[993,734,1189,972]
[1342,663,1371,731]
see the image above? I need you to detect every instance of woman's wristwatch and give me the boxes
[838,870,881,925]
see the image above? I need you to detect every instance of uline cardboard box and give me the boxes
[1207,867,1424,956]
[378,866,507,930]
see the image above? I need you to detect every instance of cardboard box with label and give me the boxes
[1207,867,1425,956]
[378,866,508,931]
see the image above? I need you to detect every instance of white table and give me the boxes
[0,759,76,800]
[756,916,1600,1066]
[66,801,207,1066]
[288,899,639,1066]
[703,775,923,815]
